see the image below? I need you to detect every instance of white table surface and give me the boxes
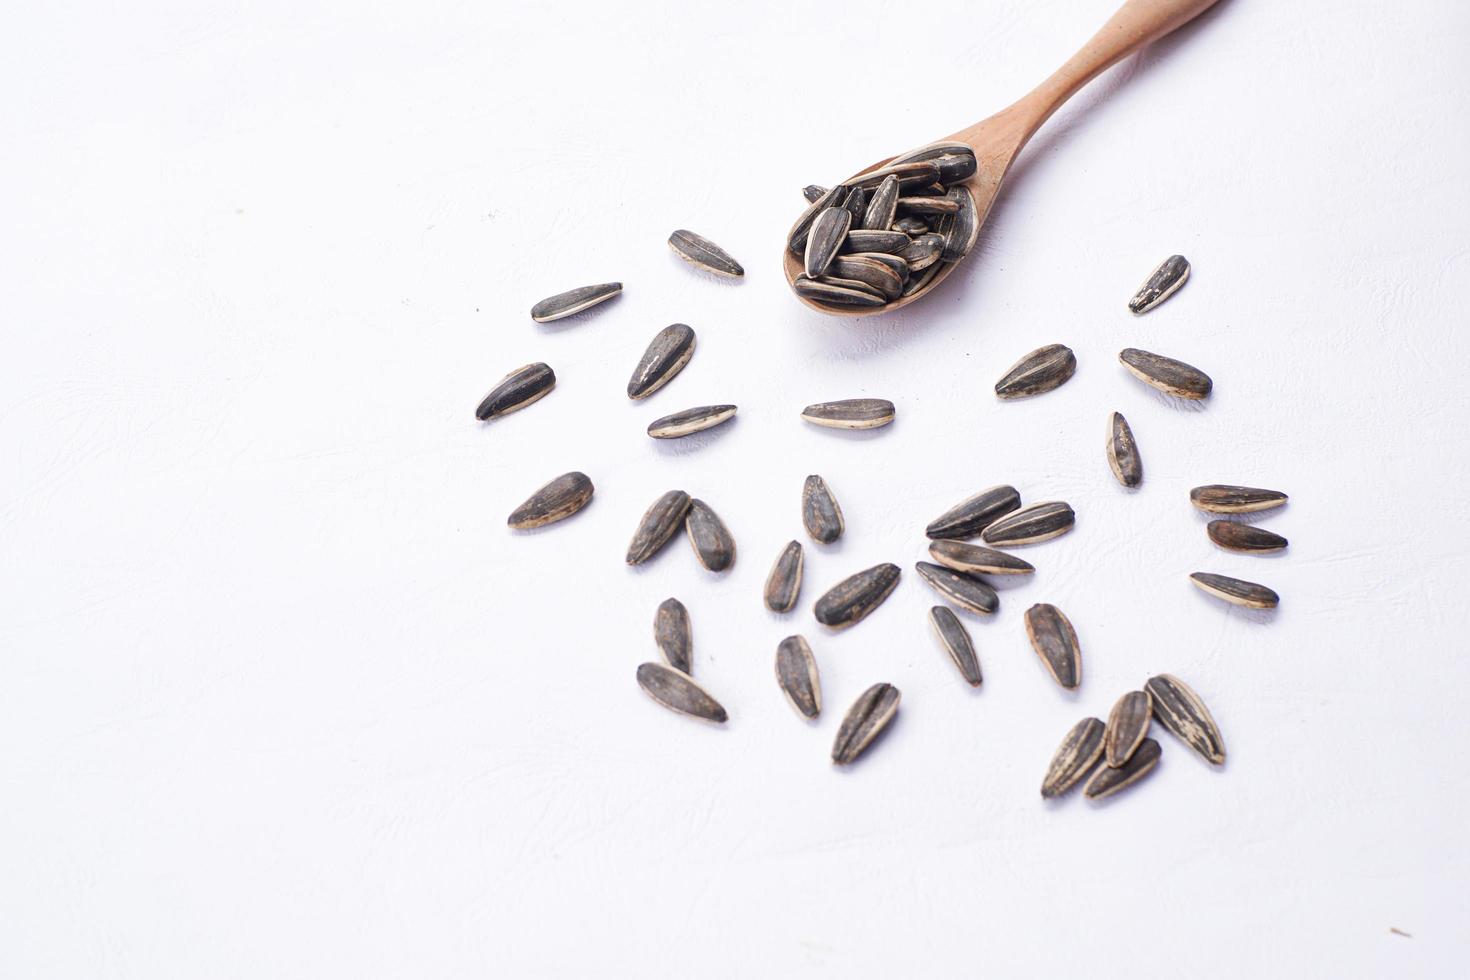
[4,1,1468,976]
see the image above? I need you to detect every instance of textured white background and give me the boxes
[3,0,1468,976]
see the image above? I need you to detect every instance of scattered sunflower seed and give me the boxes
[506,471,594,529]
[805,207,852,279]
[1207,520,1288,553]
[927,539,1034,576]
[1128,254,1190,315]
[994,343,1077,399]
[982,501,1075,546]
[668,229,744,277]
[793,275,888,308]
[1083,737,1161,800]
[654,597,692,673]
[636,662,727,723]
[1145,674,1226,765]
[775,635,822,719]
[627,323,696,400]
[814,563,901,629]
[914,562,998,616]
[939,184,979,261]
[1189,485,1289,514]
[843,229,911,254]
[647,404,737,439]
[830,254,903,300]
[802,475,845,544]
[802,184,828,203]
[626,490,692,565]
[893,216,929,235]
[764,540,805,613]
[529,282,622,323]
[897,195,960,216]
[800,398,896,430]
[1119,348,1213,399]
[1104,690,1153,768]
[925,486,1021,540]
[685,499,735,572]
[1040,717,1106,798]
[788,185,847,255]
[1189,572,1278,608]
[862,174,901,231]
[476,362,555,421]
[832,682,901,765]
[1023,603,1081,689]
[1106,412,1143,488]
[927,606,982,686]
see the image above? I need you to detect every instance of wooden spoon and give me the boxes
[783,0,1223,316]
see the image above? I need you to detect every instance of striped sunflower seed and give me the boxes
[530,282,623,323]
[793,276,887,308]
[800,398,895,430]
[841,185,868,223]
[899,233,944,272]
[654,597,692,673]
[1119,348,1212,399]
[627,323,696,400]
[804,207,852,279]
[982,501,1075,546]
[831,682,900,765]
[647,404,737,439]
[925,485,1021,540]
[685,499,735,572]
[1083,737,1161,800]
[507,471,594,529]
[897,195,960,216]
[1189,485,1289,514]
[626,490,692,565]
[1041,717,1106,798]
[1189,572,1278,608]
[813,275,886,300]
[802,475,845,544]
[775,635,821,719]
[1128,254,1190,315]
[939,184,979,261]
[842,229,910,254]
[893,216,929,235]
[914,562,998,616]
[1106,412,1143,488]
[994,343,1077,399]
[846,251,907,279]
[764,540,805,613]
[1023,603,1081,689]
[927,539,1034,576]
[862,174,901,231]
[1207,520,1288,553]
[889,141,976,177]
[847,160,941,190]
[830,254,903,300]
[927,606,982,686]
[803,184,828,204]
[476,362,555,421]
[668,229,743,278]
[788,185,848,255]
[636,662,727,723]
[1145,673,1226,765]
[901,261,942,297]
[814,563,901,628]
[1104,690,1153,768]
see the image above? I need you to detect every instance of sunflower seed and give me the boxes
[1189,485,1289,514]
[626,490,692,565]
[802,475,845,543]
[803,184,828,203]
[994,343,1076,399]
[847,160,941,190]
[1119,348,1212,399]
[814,563,901,628]
[1128,254,1190,315]
[1106,412,1143,488]
[940,184,979,261]
[1145,673,1226,765]
[507,471,594,529]
[800,398,895,430]
[1040,717,1106,798]
[831,682,900,765]
[899,233,944,272]
[901,260,943,296]
[668,229,744,277]
[685,499,735,572]
[764,540,805,613]
[1189,572,1278,608]
[1023,603,1081,689]
[830,254,903,300]
[627,323,696,399]
[475,362,556,421]
[915,562,998,615]
[654,597,692,673]
[925,486,1022,540]
[897,195,960,216]
[1207,520,1288,553]
[846,251,907,279]
[636,662,727,723]
[804,207,852,278]
[530,282,622,323]
[891,140,973,165]
[647,404,737,439]
[793,276,888,308]
[813,275,886,300]
[891,141,979,181]
[927,606,982,686]
[893,216,929,235]
[1083,738,1160,800]
[1104,690,1153,768]
[982,501,1075,546]
[862,174,900,230]
[927,540,1034,576]
[788,184,848,255]
[842,229,911,254]
[841,185,868,224]
[775,635,821,719]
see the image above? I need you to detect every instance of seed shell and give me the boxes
[1023,603,1081,689]
[507,471,594,529]
[775,635,822,719]
[897,195,960,216]
[802,184,828,204]
[893,216,928,235]
[1040,717,1106,798]
[1104,690,1153,768]
[1189,572,1278,609]
[899,233,944,272]
[927,539,1034,576]
[891,141,979,183]
[841,185,868,224]
[1128,254,1190,315]
[1119,348,1212,399]
[924,485,1021,540]
[994,343,1077,399]
[814,563,901,629]
[654,597,692,673]
[927,606,982,686]
[842,229,910,254]
[636,662,727,723]
[627,323,696,399]
[831,682,901,765]
[847,160,941,190]
[1106,411,1143,488]
[813,274,886,300]
[802,475,845,544]
[530,282,622,323]
[982,501,1075,546]
[804,207,852,279]
[1207,520,1288,553]
[475,362,555,421]
[800,398,895,430]
[1145,673,1226,765]
[830,255,903,300]
[668,229,743,278]
[626,490,692,565]
[764,540,805,613]
[793,276,888,308]
[940,184,979,261]
[1189,485,1289,514]
[914,562,998,616]
[685,499,735,572]
[862,174,900,231]
[647,404,737,439]
[1083,738,1161,800]
[901,260,942,297]
[788,185,848,255]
